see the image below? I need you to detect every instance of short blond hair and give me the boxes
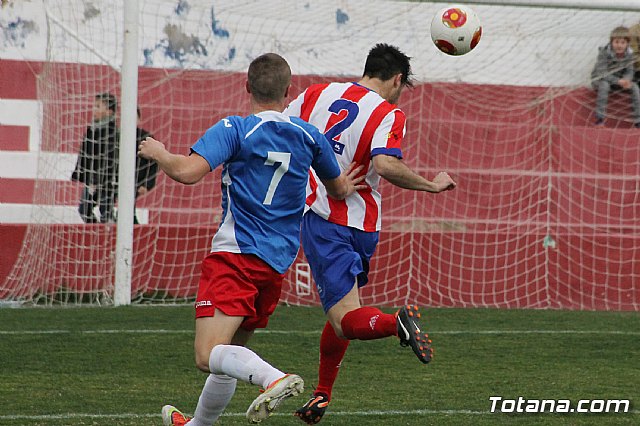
[610,26,631,42]
[247,53,291,104]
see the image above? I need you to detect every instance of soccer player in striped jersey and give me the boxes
[138,53,365,426]
[284,44,456,424]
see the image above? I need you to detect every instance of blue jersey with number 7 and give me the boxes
[191,110,341,273]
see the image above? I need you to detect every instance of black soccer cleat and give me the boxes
[294,393,330,424]
[396,304,433,364]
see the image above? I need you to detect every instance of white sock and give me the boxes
[186,374,237,426]
[209,344,284,389]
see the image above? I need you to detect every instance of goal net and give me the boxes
[1,0,639,310]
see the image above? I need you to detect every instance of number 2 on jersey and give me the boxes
[325,99,359,155]
[263,151,291,205]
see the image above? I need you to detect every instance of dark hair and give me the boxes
[363,43,413,87]
[96,92,117,114]
[247,53,291,103]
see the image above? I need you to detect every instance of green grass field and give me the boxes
[0,305,638,425]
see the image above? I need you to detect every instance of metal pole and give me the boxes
[434,0,640,12]
[114,0,139,306]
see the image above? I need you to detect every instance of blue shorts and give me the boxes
[301,210,379,313]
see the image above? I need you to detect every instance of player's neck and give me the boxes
[357,77,380,92]
[251,98,286,115]
[357,77,390,101]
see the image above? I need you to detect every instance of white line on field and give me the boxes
[0,329,638,336]
[1,408,638,421]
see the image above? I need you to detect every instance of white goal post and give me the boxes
[1,0,639,310]
[113,0,139,306]
[455,0,640,12]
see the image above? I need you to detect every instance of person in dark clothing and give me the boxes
[133,107,158,224]
[71,93,119,223]
[591,26,640,127]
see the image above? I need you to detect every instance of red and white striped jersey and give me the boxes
[284,82,406,232]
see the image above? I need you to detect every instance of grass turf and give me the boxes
[0,305,637,425]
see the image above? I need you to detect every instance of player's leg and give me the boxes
[296,212,373,423]
[329,275,434,365]
[98,185,116,223]
[237,256,304,423]
[184,319,277,426]
[204,313,290,388]
[198,312,303,424]
[78,185,97,223]
[328,283,397,340]
[303,212,396,342]
[186,326,249,426]
[165,252,285,426]
[163,311,242,426]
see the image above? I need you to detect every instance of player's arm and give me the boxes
[372,154,456,193]
[138,136,210,185]
[320,162,367,200]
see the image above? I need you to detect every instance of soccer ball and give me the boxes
[430,5,482,56]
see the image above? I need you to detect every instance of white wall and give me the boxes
[1,0,639,86]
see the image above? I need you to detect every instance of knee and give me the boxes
[327,310,349,339]
[329,317,346,339]
[194,343,218,373]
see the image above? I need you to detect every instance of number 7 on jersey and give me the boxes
[263,151,291,205]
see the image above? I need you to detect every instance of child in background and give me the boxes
[591,26,640,127]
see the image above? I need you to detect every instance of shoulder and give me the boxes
[597,44,611,56]
[287,116,324,139]
[220,115,247,128]
[195,116,245,150]
[205,115,245,134]
[301,82,344,99]
[287,115,311,128]
[307,82,333,93]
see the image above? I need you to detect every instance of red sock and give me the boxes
[315,321,349,400]
[340,306,397,340]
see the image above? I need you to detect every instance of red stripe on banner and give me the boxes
[0,179,35,203]
[0,125,30,151]
[0,179,83,205]
[0,60,41,99]
[300,84,330,122]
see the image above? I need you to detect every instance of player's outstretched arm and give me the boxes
[372,155,456,193]
[322,162,367,200]
[138,137,210,185]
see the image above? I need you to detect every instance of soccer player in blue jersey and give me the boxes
[138,53,365,426]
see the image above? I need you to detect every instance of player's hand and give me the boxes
[137,186,148,196]
[433,171,456,192]
[342,162,368,196]
[619,79,632,90]
[138,137,166,161]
